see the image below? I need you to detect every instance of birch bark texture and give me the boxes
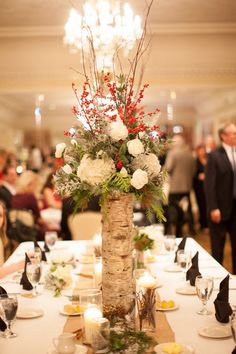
[102,192,134,320]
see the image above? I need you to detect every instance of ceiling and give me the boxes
[0,0,236,143]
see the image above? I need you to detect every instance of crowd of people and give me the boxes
[0,122,235,274]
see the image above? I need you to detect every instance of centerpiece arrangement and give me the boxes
[54,0,167,348]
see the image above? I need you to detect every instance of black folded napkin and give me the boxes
[34,240,47,261]
[20,253,33,291]
[0,286,7,331]
[174,237,187,263]
[186,251,201,286]
[214,274,232,323]
[44,242,50,252]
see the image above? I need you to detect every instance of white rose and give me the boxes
[55,143,66,158]
[131,169,148,189]
[62,164,72,174]
[120,167,128,177]
[108,120,128,141]
[132,153,161,177]
[77,154,115,186]
[127,139,144,157]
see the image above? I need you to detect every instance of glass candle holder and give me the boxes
[136,271,158,332]
[91,317,110,353]
[94,257,102,289]
[80,288,102,310]
[80,289,103,345]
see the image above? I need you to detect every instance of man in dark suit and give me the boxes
[205,123,236,273]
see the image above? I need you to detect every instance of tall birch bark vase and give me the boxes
[102,192,135,327]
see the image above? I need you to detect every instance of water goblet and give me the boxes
[0,293,18,338]
[230,311,236,349]
[26,262,42,296]
[45,231,58,250]
[195,275,214,315]
[177,250,191,277]
[164,235,176,253]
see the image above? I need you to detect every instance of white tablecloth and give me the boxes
[0,238,235,354]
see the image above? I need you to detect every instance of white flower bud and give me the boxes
[55,143,66,158]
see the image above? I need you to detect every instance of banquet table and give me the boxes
[0,237,235,354]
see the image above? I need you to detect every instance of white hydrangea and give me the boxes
[77,154,115,186]
[62,164,72,174]
[127,139,144,157]
[108,119,128,141]
[132,153,161,177]
[130,169,148,189]
[55,143,66,158]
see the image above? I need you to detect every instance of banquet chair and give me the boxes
[68,212,101,240]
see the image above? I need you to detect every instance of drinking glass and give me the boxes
[195,275,214,315]
[45,231,58,249]
[164,235,176,252]
[177,250,191,276]
[0,294,18,338]
[230,311,236,345]
[26,262,42,296]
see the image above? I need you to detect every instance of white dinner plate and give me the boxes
[60,304,84,316]
[198,325,232,339]
[156,303,179,312]
[17,307,44,319]
[164,264,182,272]
[176,285,197,295]
[154,343,194,354]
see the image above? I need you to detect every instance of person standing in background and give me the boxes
[205,123,236,273]
[193,144,208,231]
[164,135,196,236]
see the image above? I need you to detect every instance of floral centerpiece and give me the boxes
[54,0,167,332]
[44,264,72,297]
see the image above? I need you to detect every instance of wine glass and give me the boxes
[26,262,42,296]
[0,293,18,338]
[230,311,236,348]
[195,275,214,315]
[45,231,58,250]
[164,235,176,253]
[177,250,191,277]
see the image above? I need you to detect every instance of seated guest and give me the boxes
[41,173,62,210]
[11,171,46,240]
[0,200,22,266]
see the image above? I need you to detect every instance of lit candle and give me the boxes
[93,234,102,247]
[137,271,158,289]
[145,249,155,263]
[94,261,102,288]
[84,306,102,344]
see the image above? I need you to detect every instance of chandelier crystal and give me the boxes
[64,1,142,68]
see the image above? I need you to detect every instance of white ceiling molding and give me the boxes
[1,22,236,38]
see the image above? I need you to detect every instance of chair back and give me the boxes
[68,212,101,240]
[9,209,34,227]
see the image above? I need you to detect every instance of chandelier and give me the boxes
[64,1,142,69]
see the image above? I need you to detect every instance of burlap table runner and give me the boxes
[63,276,175,353]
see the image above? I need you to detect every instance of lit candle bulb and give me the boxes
[94,259,102,288]
[93,233,102,247]
[137,271,158,289]
[83,306,102,344]
[145,249,155,263]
